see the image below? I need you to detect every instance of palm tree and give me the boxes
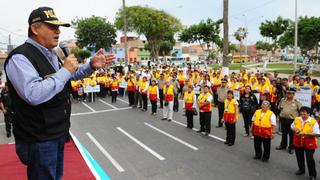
[222,0,229,67]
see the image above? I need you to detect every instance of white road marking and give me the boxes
[117,98,129,104]
[8,142,15,144]
[71,107,132,116]
[117,127,165,161]
[171,120,226,142]
[81,102,96,112]
[86,132,125,172]
[0,122,5,126]
[144,122,199,151]
[99,99,118,109]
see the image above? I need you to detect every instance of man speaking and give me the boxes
[4,7,111,180]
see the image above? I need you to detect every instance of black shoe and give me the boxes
[6,132,11,138]
[204,132,209,136]
[288,149,294,154]
[224,141,229,145]
[309,176,316,180]
[197,130,203,133]
[228,143,234,146]
[261,158,269,162]
[216,125,222,128]
[168,119,172,122]
[132,106,137,108]
[161,118,167,121]
[295,170,305,175]
[253,156,261,160]
[276,146,286,150]
[187,127,193,129]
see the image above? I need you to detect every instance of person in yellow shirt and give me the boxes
[110,74,119,103]
[162,80,175,121]
[252,101,277,162]
[127,74,136,106]
[197,85,213,136]
[222,90,239,146]
[140,76,149,111]
[148,79,159,115]
[178,70,186,96]
[183,85,197,129]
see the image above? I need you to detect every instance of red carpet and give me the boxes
[0,140,96,180]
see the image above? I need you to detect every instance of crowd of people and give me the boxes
[68,63,320,179]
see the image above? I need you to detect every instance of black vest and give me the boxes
[4,42,71,143]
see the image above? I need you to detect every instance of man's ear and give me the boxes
[31,24,39,36]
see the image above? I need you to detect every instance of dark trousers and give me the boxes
[213,92,218,106]
[173,96,179,112]
[142,94,148,110]
[186,110,194,128]
[111,91,117,102]
[128,91,135,105]
[159,89,164,108]
[226,123,236,144]
[199,112,211,133]
[280,118,294,149]
[242,111,253,135]
[119,88,125,97]
[98,85,106,98]
[134,91,142,108]
[15,135,66,180]
[4,112,12,135]
[254,136,271,160]
[295,147,317,177]
[217,102,225,127]
[179,84,184,95]
[151,100,157,113]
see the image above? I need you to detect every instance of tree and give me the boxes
[179,18,222,60]
[72,16,117,51]
[234,27,247,42]
[259,16,290,56]
[222,0,230,68]
[279,16,320,61]
[71,49,92,63]
[115,6,182,60]
[256,41,272,51]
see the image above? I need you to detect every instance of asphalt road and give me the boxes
[0,95,319,180]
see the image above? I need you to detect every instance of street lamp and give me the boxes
[238,29,245,71]
[293,0,298,74]
[122,0,128,66]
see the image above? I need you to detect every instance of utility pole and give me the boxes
[122,0,128,66]
[293,0,298,74]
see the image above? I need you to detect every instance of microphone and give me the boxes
[59,42,70,57]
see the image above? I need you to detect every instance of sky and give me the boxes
[0,0,319,48]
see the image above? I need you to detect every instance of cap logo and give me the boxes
[44,10,57,19]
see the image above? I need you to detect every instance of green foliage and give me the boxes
[115,6,182,59]
[229,43,237,53]
[72,49,91,61]
[234,27,247,42]
[179,18,222,49]
[72,16,117,51]
[256,41,273,51]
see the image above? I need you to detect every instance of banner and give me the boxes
[294,88,312,108]
[233,90,240,100]
[119,82,128,88]
[84,85,100,93]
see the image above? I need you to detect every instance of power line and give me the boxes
[0,27,25,37]
[230,0,277,18]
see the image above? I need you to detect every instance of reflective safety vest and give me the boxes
[184,91,195,111]
[198,93,212,112]
[111,80,119,90]
[148,85,158,101]
[127,78,136,91]
[164,85,174,101]
[293,117,318,150]
[224,98,238,124]
[252,109,273,138]
[178,74,185,85]
[97,77,106,84]
[140,81,148,94]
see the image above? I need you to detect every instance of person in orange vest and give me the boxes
[178,70,186,96]
[292,106,319,180]
[197,85,213,136]
[140,76,149,112]
[162,80,175,121]
[127,74,136,106]
[148,79,159,115]
[111,74,119,103]
[252,100,277,162]
[222,90,239,146]
[183,85,197,129]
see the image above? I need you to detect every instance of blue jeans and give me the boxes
[15,135,66,180]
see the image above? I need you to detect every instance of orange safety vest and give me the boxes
[293,117,318,150]
[127,78,136,91]
[164,85,174,101]
[184,91,195,111]
[148,85,158,101]
[198,93,212,112]
[178,74,185,85]
[111,80,119,90]
[224,98,238,124]
[252,109,273,138]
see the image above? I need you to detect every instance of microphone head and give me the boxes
[59,41,68,49]
[59,41,69,57]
